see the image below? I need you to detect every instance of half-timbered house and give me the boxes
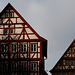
[0,3,47,75]
[50,39,75,75]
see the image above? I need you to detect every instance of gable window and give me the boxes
[31,62,37,71]
[71,60,75,66]
[30,44,37,52]
[21,44,27,52]
[1,44,8,53]
[4,29,8,34]
[5,12,14,17]
[65,60,69,66]
[11,44,17,52]
[6,12,9,17]
[10,12,14,17]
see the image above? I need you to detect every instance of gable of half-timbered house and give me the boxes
[0,3,47,75]
[50,39,75,75]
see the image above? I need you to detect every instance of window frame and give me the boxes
[71,60,75,66]
[4,28,9,34]
[1,44,8,53]
[31,62,37,71]
[11,62,17,72]
[11,44,17,53]
[1,62,8,72]
[5,12,9,18]
[10,29,14,34]
[65,60,69,66]
[10,12,14,17]
[5,12,14,18]
[21,44,27,52]
[30,43,37,52]
[4,28,14,34]
[20,62,27,71]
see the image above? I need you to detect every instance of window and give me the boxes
[10,12,14,17]
[20,62,27,71]
[4,29,14,34]
[21,44,27,52]
[31,62,37,71]
[10,29,14,34]
[11,62,17,72]
[59,72,63,75]
[4,29,8,34]
[65,60,69,66]
[64,72,68,75]
[11,44,17,52]
[6,12,14,17]
[31,44,37,52]
[6,12,9,17]
[1,63,8,72]
[1,44,8,53]
[71,60,75,66]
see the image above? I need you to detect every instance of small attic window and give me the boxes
[65,60,69,66]
[5,12,14,17]
[6,12,9,17]
[10,12,14,17]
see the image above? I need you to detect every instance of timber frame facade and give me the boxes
[0,3,48,75]
[50,39,75,75]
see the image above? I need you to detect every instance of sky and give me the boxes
[0,0,75,75]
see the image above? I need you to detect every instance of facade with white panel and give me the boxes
[0,3,47,75]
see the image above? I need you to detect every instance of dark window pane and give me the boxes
[10,29,14,34]
[21,44,23,52]
[31,44,33,52]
